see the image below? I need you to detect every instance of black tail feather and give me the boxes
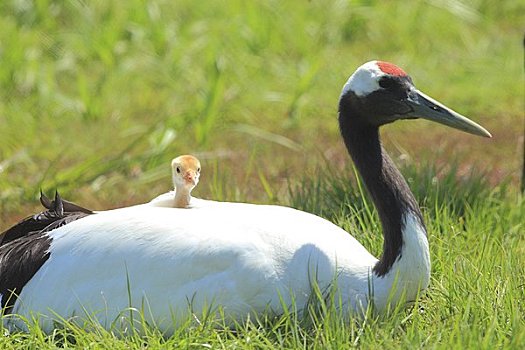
[0,191,94,246]
[39,190,93,214]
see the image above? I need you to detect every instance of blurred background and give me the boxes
[0,0,523,227]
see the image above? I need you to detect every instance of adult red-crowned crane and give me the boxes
[0,61,491,333]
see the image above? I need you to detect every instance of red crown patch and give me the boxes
[377,61,407,77]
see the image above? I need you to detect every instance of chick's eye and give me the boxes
[176,167,181,174]
[197,168,201,172]
[379,77,394,89]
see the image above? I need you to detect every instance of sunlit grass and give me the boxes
[1,165,524,348]
[0,0,523,347]
[0,0,522,221]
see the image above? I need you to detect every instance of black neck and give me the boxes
[338,101,425,276]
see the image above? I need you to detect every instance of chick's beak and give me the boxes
[183,171,198,186]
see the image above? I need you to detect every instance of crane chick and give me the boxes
[171,155,200,208]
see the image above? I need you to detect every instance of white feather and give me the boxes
[341,60,384,97]
[148,191,177,207]
[9,197,430,333]
[373,213,430,311]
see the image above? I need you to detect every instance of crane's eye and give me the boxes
[379,77,395,89]
[197,167,201,172]
[176,166,181,174]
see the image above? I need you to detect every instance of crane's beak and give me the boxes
[404,89,491,138]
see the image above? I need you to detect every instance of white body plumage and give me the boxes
[10,197,428,333]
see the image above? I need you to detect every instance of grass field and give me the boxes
[0,0,524,348]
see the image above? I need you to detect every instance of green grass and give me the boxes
[0,0,523,218]
[1,166,524,348]
[0,0,524,348]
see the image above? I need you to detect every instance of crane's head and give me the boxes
[171,155,201,191]
[339,60,491,137]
